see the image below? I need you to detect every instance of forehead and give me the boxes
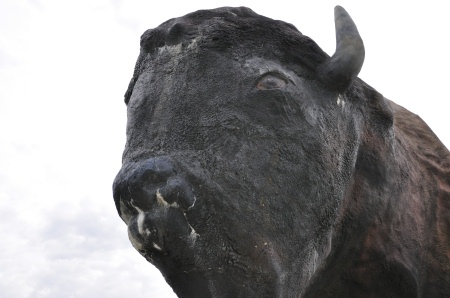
[140,7,325,61]
[140,7,290,51]
[125,7,328,104]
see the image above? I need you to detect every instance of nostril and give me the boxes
[113,157,177,212]
[159,177,196,210]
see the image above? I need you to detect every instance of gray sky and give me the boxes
[0,0,448,297]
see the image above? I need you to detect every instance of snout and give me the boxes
[113,157,196,213]
[113,157,198,254]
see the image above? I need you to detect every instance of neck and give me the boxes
[304,96,450,297]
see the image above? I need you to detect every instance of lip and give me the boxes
[127,213,164,253]
[126,198,197,250]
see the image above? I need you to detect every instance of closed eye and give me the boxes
[256,73,288,90]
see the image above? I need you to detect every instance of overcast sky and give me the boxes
[0,0,448,297]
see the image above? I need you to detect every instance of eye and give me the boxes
[256,73,287,90]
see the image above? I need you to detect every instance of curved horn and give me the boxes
[318,6,365,91]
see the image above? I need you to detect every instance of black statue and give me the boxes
[113,6,450,297]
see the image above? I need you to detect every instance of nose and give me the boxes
[113,157,196,217]
[113,157,199,255]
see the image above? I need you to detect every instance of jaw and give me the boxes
[121,201,290,297]
[165,268,282,298]
[160,243,331,298]
[124,209,333,298]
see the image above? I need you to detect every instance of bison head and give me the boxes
[113,6,393,297]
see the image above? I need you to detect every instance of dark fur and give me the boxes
[125,7,327,104]
[115,7,450,297]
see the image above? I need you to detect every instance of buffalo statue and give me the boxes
[113,6,450,297]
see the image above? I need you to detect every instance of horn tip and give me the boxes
[334,5,349,18]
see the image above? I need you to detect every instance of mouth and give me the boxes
[121,195,199,256]
[118,191,292,298]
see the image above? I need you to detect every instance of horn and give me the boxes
[318,6,365,91]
